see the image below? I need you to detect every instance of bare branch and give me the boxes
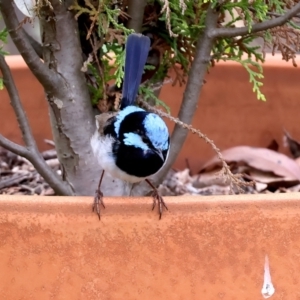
[0,136,73,195]
[0,55,36,148]
[127,0,147,32]
[24,31,43,59]
[23,149,73,196]
[153,4,219,184]
[0,55,72,196]
[249,7,300,19]
[211,3,300,38]
[0,0,61,92]
[0,135,29,157]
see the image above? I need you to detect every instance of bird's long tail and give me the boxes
[121,33,151,109]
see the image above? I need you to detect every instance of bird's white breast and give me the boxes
[90,131,146,183]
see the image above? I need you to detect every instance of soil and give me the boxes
[1,146,299,196]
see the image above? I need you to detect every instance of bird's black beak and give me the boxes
[154,148,164,162]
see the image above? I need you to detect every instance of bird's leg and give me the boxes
[145,179,168,219]
[93,170,106,220]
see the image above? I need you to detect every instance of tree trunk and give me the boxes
[39,0,131,196]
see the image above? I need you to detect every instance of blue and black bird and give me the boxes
[91,33,170,219]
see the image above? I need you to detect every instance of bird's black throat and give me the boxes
[114,143,167,178]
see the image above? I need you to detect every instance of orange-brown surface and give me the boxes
[1,55,300,172]
[0,193,300,299]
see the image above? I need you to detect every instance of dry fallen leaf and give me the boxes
[200,146,300,181]
[296,157,300,167]
[248,168,299,190]
[248,169,296,184]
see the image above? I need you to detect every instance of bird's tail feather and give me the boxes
[121,33,150,109]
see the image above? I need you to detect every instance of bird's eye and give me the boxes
[141,136,148,143]
[134,129,149,145]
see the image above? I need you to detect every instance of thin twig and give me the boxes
[0,0,61,92]
[179,0,187,14]
[249,7,300,19]
[211,3,300,38]
[138,99,254,192]
[160,0,177,37]
[0,55,72,196]
[0,174,31,189]
[86,1,101,40]
[90,33,107,101]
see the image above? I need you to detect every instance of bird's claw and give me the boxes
[93,189,105,220]
[152,191,168,219]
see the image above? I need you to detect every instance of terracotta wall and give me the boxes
[1,193,300,299]
[1,55,299,173]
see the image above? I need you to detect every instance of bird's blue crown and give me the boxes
[143,113,169,151]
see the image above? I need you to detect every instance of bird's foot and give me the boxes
[152,190,168,219]
[93,188,105,220]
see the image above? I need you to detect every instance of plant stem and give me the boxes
[127,0,147,33]
[211,3,300,38]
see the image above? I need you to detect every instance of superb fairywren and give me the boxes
[90,33,170,219]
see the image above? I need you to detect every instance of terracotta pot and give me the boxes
[0,193,299,299]
[1,56,300,298]
[0,54,299,172]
